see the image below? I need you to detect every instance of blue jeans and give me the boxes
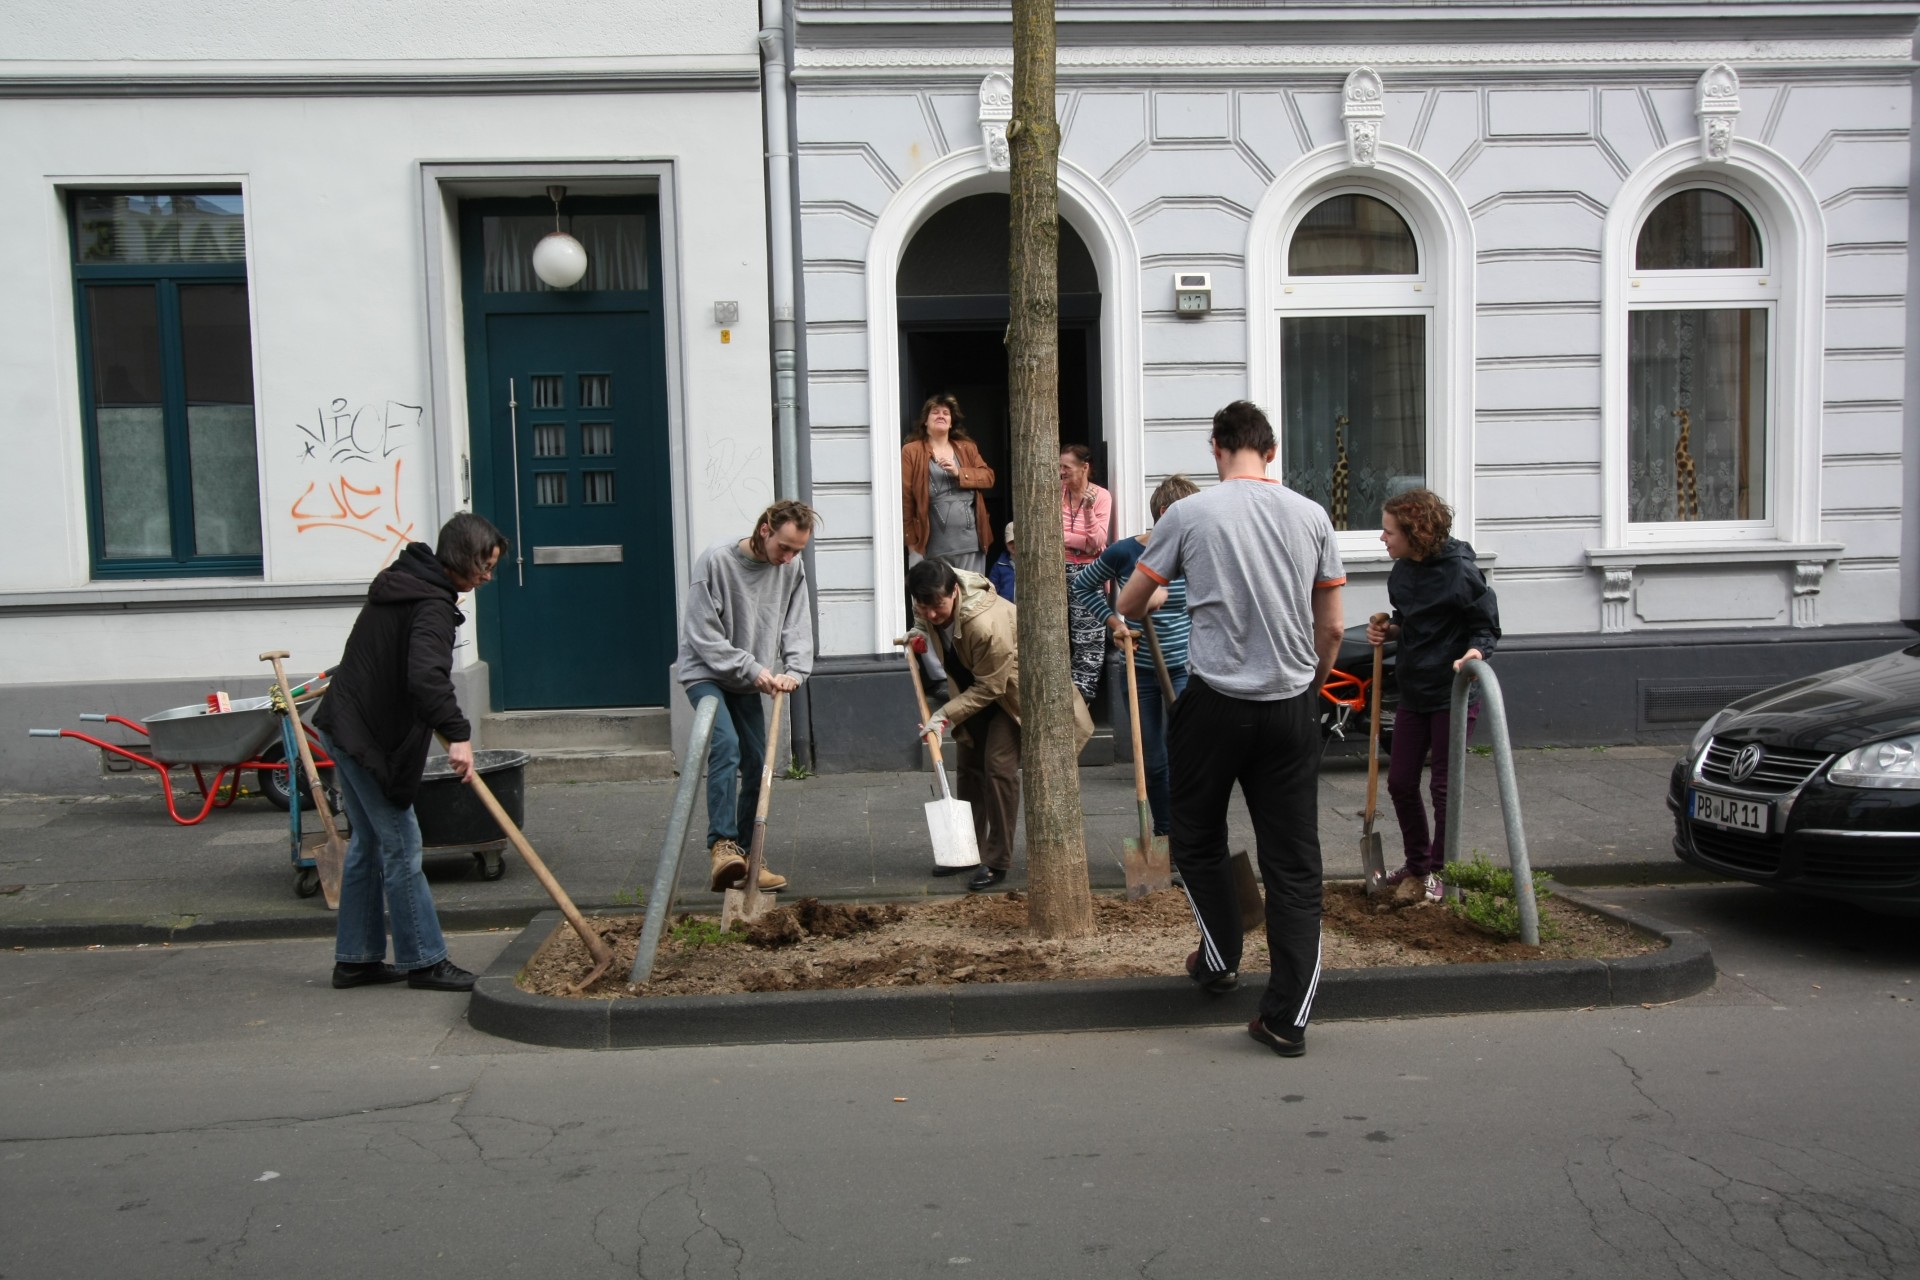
[1134,663,1189,835]
[323,734,447,970]
[685,682,766,848]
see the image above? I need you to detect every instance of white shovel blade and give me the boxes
[925,797,981,867]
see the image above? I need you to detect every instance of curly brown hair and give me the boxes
[1381,487,1453,560]
[908,393,971,442]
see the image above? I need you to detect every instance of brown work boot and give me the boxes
[756,864,788,892]
[708,839,748,891]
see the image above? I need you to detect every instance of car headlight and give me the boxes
[1689,709,1737,762]
[1829,735,1920,789]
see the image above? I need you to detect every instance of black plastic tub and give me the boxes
[415,750,529,847]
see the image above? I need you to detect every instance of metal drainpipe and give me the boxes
[760,0,799,500]
[760,0,817,768]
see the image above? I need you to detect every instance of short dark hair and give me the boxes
[1060,442,1092,466]
[1211,400,1276,455]
[435,511,508,581]
[906,557,960,606]
[1150,473,1199,521]
[1382,487,1453,559]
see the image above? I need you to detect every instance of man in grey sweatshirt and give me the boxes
[677,500,819,893]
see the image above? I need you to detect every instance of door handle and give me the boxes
[507,377,526,587]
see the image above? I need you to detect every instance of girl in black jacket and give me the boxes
[314,512,506,992]
[1365,488,1500,902]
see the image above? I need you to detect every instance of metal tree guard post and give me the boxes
[1441,659,1541,947]
[629,695,721,984]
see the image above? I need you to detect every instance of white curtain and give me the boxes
[483,215,650,293]
[1628,308,1767,523]
[1280,315,1426,531]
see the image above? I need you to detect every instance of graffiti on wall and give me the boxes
[288,399,423,562]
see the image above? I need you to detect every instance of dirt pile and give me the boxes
[518,882,1659,1001]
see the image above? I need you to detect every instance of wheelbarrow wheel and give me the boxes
[257,744,333,813]
[295,866,321,898]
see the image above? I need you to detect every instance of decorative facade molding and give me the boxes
[792,38,1911,75]
[1601,565,1635,633]
[1792,560,1825,627]
[1342,68,1384,168]
[1696,63,1741,161]
[978,72,1012,173]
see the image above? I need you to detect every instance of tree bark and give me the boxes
[1009,0,1094,939]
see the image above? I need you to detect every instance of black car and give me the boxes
[1669,641,1920,915]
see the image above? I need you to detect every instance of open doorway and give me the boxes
[896,194,1104,569]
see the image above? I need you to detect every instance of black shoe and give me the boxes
[1186,949,1238,994]
[967,866,1008,893]
[332,961,406,989]
[407,959,477,992]
[1248,1015,1306,1058]
[931,862,981,878]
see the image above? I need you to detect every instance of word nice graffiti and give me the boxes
[289,398,423,561]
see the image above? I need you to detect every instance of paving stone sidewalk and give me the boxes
[0,745,1694,945]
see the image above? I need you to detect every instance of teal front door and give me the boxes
[460,197,674,709]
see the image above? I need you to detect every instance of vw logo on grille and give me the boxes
[1728,743,1765,784]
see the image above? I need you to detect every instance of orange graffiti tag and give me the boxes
[290,457,415,558]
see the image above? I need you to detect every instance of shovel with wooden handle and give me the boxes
[895,635,981,874]
[435,732,616,991]
[721,688,785,930]
[260,651,346,911]
[1361,612,1391,896]
[1118,630,1172,898]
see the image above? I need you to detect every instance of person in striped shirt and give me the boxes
[1070,474,1198,837]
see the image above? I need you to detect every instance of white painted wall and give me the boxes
[0,0,750,63]
[0,84,771,684]
[794,58,1912,654]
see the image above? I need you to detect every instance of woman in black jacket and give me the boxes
[1365,488,1500,903]
[313,512,506,992]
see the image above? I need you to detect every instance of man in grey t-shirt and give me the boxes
[677,500,819,895]
[1119,401,1345,1058]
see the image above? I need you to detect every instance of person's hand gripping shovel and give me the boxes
[895,634,981,876]
[1361,612,1391,896]
[1118,629,1172,898]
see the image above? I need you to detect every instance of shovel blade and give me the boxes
[1230,850,1265,931]
[1124,836,1174,899]
[925,797,980,869]
[1360,828,1387,897]
[316,835,345,912]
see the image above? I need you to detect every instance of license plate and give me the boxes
[1689,787,1770,835]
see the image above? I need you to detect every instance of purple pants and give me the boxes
[1386,704,1477,875]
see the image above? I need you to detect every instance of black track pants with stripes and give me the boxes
[1167,674,1324,1030]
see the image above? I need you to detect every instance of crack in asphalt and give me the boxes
[1609,1047,1677,1123]
[0,1089,477,1145]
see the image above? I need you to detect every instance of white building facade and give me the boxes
[1,1,777,791]
[789,0,1920,768]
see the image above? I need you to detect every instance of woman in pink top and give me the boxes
[1059,444,1112,702]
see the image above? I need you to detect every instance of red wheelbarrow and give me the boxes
[30,678,336,826]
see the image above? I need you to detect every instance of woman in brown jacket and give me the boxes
[901,393,995,575]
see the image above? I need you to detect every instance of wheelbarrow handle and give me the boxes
[80,713,108,722]
[29,728,61,737]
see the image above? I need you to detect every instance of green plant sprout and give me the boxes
[1437,852,1558,942]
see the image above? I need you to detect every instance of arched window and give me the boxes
[1626,187,1774,526]
[1278,190,1428,534]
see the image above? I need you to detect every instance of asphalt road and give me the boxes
[2,883,1915,1279]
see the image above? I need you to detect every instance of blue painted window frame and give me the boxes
[69,190,263,579]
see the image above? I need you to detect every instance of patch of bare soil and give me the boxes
[519,882,1662,1000]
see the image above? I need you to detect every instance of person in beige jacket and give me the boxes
[907,559,1094,891]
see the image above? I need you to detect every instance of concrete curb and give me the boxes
[466,883,1717,1050]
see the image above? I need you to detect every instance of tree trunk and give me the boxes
[1009,0,1094,940]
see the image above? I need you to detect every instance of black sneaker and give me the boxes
[1247,1015,1306,1058]
[1185,949,1238,994]
[966,866,1008,893]
[407,959,477,992]
[332,961,406,989]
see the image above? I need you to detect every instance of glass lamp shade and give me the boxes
[531,231,589,288]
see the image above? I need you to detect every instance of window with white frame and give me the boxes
[1276,190,1429,536]
[70,190,262,578]
[1626,186,1774,530]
